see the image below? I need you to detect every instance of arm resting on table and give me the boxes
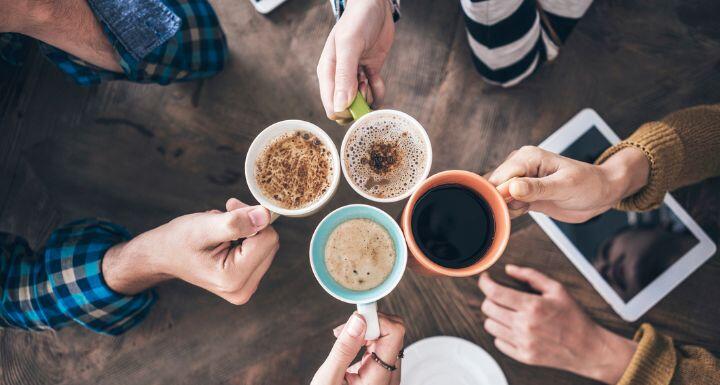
[597,104,720,211]
[0,219,155,335]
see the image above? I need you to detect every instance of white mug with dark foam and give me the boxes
[244,120,341,220]
[340,93,433,203]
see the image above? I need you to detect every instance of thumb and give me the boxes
[316,314,366,384]
[509,175,564,203]
[333,40,362,113]
[205,206,271,243]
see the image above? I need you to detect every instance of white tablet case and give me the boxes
[530,109,717,321]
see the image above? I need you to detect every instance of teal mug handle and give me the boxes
[348,92,372,121]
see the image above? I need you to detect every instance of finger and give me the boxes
[505,264,560,294]
[333,323,346,338]
[508,200,530,218]
[480,299,516,326]
[225,198,248,212]
[231,241,278,301]
[527,200,601,223]
[509,174,567,203]
[484,318,515,342]
[478,273,534,310]
[316,314,367,385]
[203,206,271,244]
[318,32,338,120]
[333,37,362,113]
[360,316,404,384]
[233,226,279,273]
[389,357,401,385]
[494,338,519,359]
[487,150,536,186]
[364,67,385,108]
[487,146,551,186]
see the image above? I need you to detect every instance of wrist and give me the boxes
[102,236,171,295]
[581,326,638,384]
[2,0,56,35]
[598,147,650,206]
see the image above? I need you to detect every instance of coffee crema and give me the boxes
[344,116,427,199]
[324,218,396,291]
[255,130,332,210]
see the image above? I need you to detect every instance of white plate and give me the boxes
[400,336,508,385]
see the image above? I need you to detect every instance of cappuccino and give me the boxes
[324,218,396,291]
[255,130,332,210]
[344,115,428,199]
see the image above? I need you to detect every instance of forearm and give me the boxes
[0,220,156,335]
[598,147,650,205]
[10,0,122,72]
[102,237,172,295]
[577,326,638,384]
[597,104,720,211]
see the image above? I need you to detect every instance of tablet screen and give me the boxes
[552,126,700,302]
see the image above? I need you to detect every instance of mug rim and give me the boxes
[244,119,341,217]
[401,170,511,277]
[309,204,408,304]
[340,109,433,203]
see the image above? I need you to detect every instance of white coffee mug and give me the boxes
[245,120,341,220]
[340,93,433,203]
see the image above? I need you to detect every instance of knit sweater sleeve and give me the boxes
[596,104,720,211]
[616,323,720,385]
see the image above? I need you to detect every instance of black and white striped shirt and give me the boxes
[463,0,593,87]
[332,0,593,87]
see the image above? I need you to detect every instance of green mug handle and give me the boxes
[348,92,372,121]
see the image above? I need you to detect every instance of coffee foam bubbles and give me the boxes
[344,115,428,199]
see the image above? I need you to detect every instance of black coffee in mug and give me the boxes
[410,184,495,269]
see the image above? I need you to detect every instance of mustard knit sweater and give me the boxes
[596,104,720,385]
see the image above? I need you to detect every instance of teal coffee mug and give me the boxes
[310,204,407,340]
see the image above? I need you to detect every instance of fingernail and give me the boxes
[346,314,365,338]
[334,90,348,113]
[506,264,518,272]
[511,180,530,197]
[248,207,269,227]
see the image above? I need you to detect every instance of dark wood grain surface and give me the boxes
[1,0,719,384]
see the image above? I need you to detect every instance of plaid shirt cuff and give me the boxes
[0,219,156,335]
[1,0,227,86]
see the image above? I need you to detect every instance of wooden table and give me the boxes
[1,1,719,384]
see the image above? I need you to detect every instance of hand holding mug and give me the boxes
[317,0,395,122]
[478,265,637,384]
[311,313,405,385]
[103,198,279,305]
[487,146,650,223]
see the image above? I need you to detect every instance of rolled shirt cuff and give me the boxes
[44,219,156,335]
[617,323,676,385]
[595,121,683,211]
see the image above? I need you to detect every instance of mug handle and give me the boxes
[269,211,280,224]
[348,92,373,121]
[356,302,380,340]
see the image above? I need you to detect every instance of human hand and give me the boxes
[487,146,649,222]
[317,0,395,123]
[311,313,405,385]
[478,265,636,384]
[103,198,279,305]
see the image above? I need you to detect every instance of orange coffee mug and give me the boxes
[400,170,511,277]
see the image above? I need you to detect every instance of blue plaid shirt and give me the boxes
[0,0,227,86]
[0,220,156,335]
